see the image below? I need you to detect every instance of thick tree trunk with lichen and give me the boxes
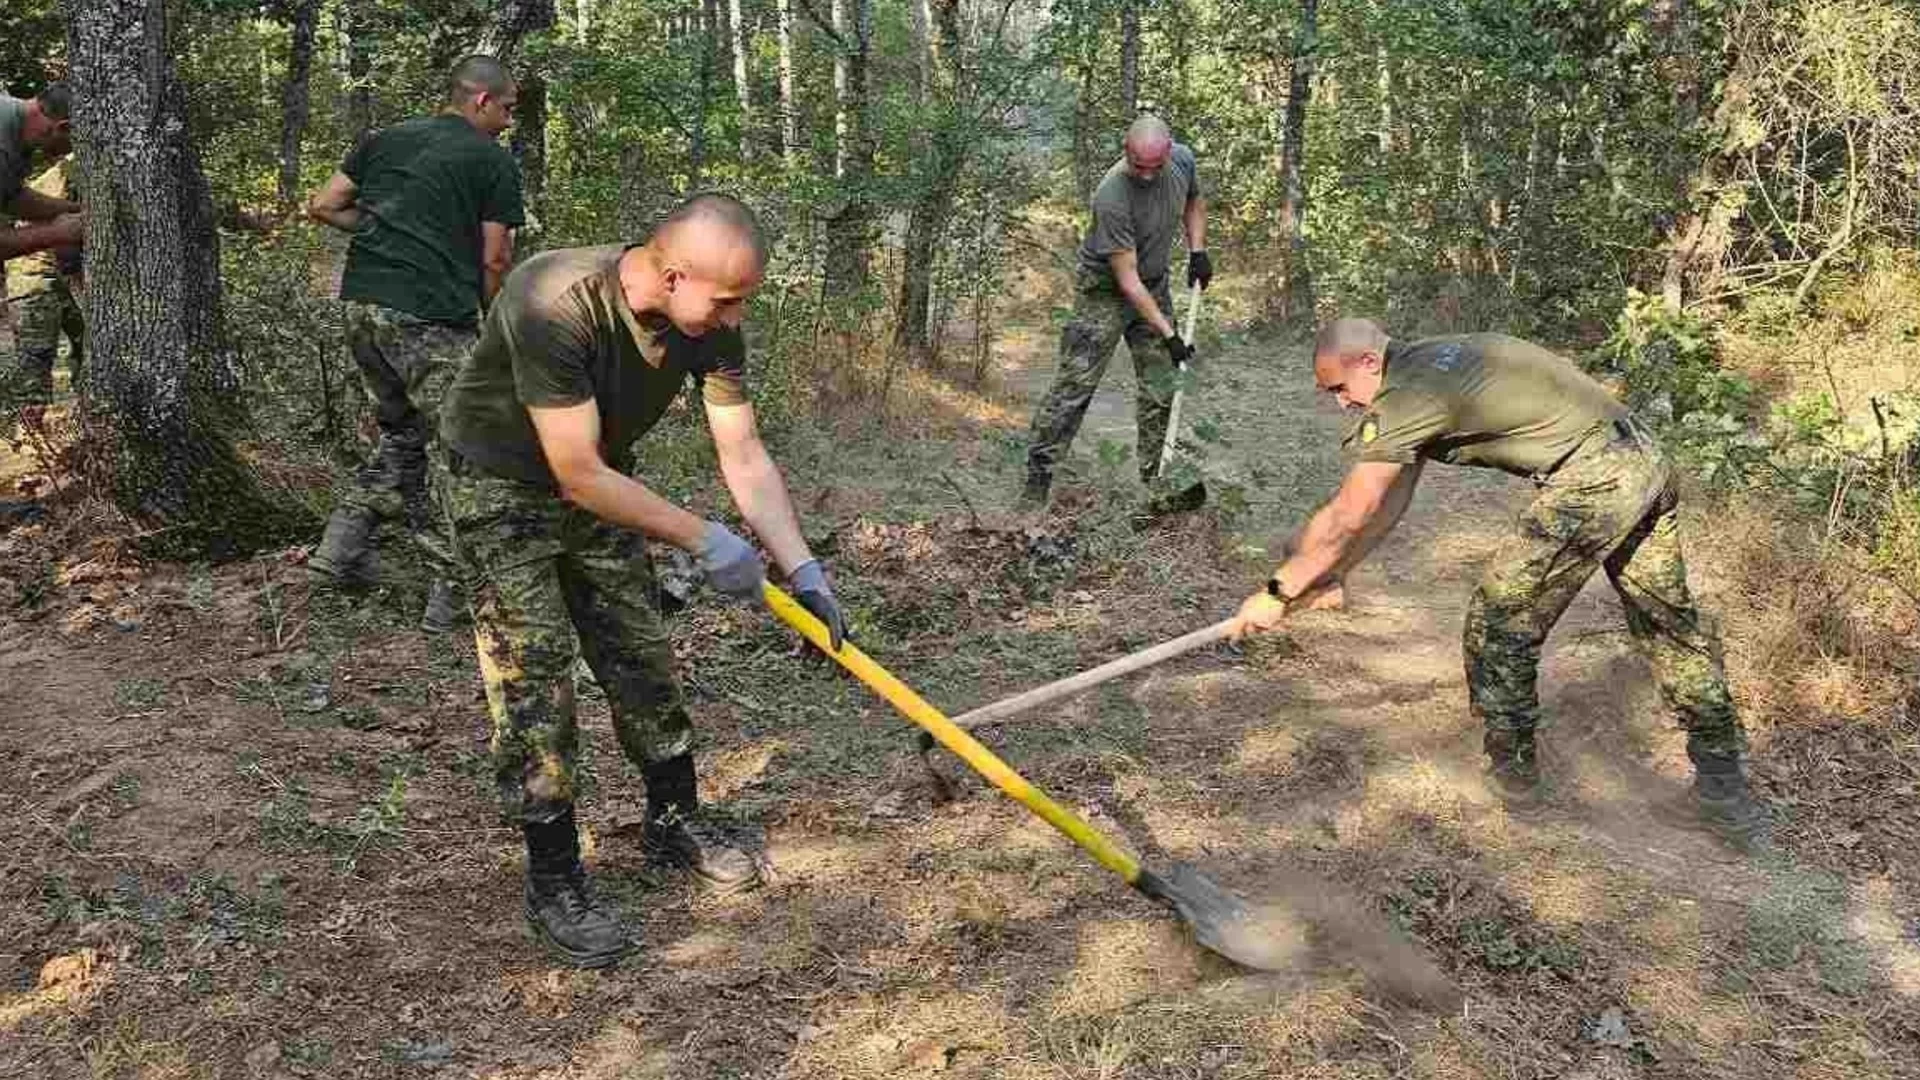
[62,0,294,554]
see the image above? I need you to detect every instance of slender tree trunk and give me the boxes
[1270,0,1316,326]
[62,0,290,551]
[342,0,373,140]
[511,71,547,210]
[894,0,960,366]
[777,0,798,165]
[1073,54,1098,197]
[275,0,320,208]
[689,0,718,189]
[1119,0,1140,115]
[823,0,873,298]
[574,0,591,43]
[831,0,849,179]
[478,0,556,60]
[728,0,752,160]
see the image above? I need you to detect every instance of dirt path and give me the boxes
[2,305,1915,1078]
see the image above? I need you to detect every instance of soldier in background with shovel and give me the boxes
[1022,114,1212,517]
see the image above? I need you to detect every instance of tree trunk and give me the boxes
[1270,0,1316,326]
[511,71,547,211]
[478,0,557,60]
[574,0,591,43]
[1119,0,1140,115]
[831,0,849,179]
[777,0,798,165]
[689,0,718,189]
[728,0,752,160]
[63,0,291,552]
[342,0,373,140]
[823,0,873,298]
[894,0,960,366]
[275,0,320,208]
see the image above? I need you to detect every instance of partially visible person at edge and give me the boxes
[1228,318,1772,854]
[433,193,850,968]
[7,155,85,407]
[1,82,84,415]
[1021,113,1212,515]
[305,54,524,633]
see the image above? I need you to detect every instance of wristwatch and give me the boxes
[1266,576,1288,600]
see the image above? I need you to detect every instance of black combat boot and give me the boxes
[523,807,630,968]
[309,507,379,584]
[420,579,459,634]
[1691,753,1773,855]
[1484,727,1543,807]
[641,755,761,890]
[1019,472,1052,511]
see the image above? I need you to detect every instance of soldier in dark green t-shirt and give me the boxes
[434,194,848,969]
[1228,318,1770,853]
[304,55,526,632]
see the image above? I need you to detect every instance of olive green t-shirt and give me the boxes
[0,95,31,211]
[1342,334,1628,479]
[1076,143,1202,287]
[337,114,525,325]
[441,245,749,487]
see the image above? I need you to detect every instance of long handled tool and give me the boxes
[764,583,1293,971]
[1155,281,1205,476]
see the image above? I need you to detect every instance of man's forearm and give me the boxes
[0,221,77,261]
[1117,276,1176,339]
[307,205,363,232]
[557,463,707,550]
[718,442,813,575]
[1275,502,1364,596]
[7,188,80,223]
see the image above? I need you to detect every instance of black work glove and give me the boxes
[1164,333,1194,370]
[788,559,846,652]
[1187,249,1213,290]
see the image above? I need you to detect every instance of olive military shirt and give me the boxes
[338,114,525,325]
[1076,143,1202,287]
[441,245,748,488]
[1343,334,1628,479]
[0,95,31,212]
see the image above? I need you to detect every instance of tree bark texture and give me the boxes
[823,0,874,298]
[689,0,719,189]
[1270,0,1316,326]
[275,0,320,208]
[778,0,798,164]
[342,0,373,140]
[511,70,548,210]
[894,0,961,365]
[479,0,557,60]
[728,0,752,160]
[63,0,291,551]
[1119,0,1140,115]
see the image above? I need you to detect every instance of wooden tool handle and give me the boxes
[952,618,1236,731]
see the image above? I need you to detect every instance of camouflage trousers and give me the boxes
[1026,271,1180,486]
[1464,418,1745,767]
[435,451,694,826]
[4,276,84,407]
[336,302,477,566]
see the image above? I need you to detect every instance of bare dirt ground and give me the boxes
[3,272,1919,1078]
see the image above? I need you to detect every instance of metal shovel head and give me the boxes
[1135,862,1298,972]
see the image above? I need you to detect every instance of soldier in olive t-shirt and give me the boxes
[432,196,850,970]
[304,56,524,633]
[1024,115,1213,509]
[1229,318,1770,854]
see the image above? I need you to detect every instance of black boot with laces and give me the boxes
[641,755,761,890]
[523,807,630,968]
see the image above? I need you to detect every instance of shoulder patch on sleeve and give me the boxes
[1359,416,1381,444]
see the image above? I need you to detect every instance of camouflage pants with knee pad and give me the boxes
[1026,270,1179,487]
[6,276,83,406]
[436,452,694,826]
[1463,420,1745,768]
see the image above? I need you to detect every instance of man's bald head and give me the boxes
[652,192,768,275]
[448,55,513,104]
[1121,114,1174,183]
[1313,318,1392,410]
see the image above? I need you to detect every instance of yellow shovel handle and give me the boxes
[763,582,1144,884]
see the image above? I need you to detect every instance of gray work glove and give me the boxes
[696,520,766,600]
[788,559,847,652]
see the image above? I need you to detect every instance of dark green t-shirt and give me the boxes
[1342,334,1628,479]
[1076,143,1202,286]
[338,114,525,324]
[441,245,749,487]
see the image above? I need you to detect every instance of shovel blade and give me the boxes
[1136,862,1299,972]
